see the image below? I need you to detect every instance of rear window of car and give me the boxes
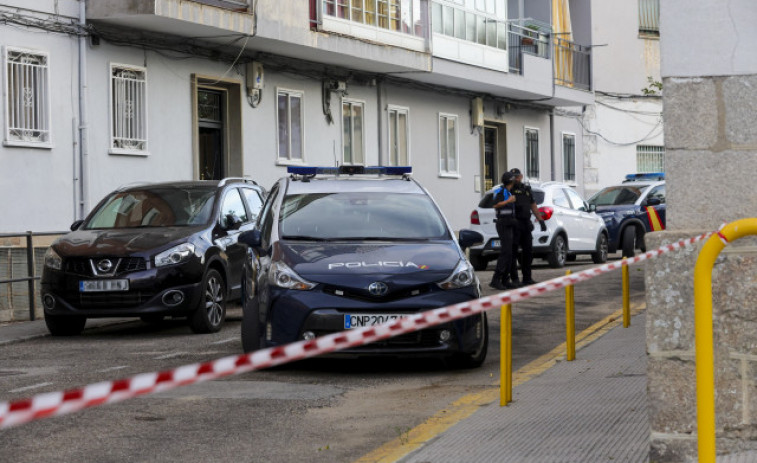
[280,192,450,240]
[85,187,217,229]
[588,186,649,206]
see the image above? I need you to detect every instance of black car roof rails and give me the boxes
[218,177,260,187]
[115,181,149,191]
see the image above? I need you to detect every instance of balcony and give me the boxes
[86,0,255,38]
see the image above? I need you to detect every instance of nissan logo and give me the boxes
[97,259,114,273]
[368,282,389,297]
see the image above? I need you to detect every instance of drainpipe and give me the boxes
[549,109,555,181]
[78,0,89,219]
[377,79,384,166]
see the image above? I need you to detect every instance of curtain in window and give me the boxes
[552,0,573,87]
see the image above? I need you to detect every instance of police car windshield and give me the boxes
[84,187,216,229]
[588,185,649,206]
[280,192,450,241]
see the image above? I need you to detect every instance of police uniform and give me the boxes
[490,175,517,290]
[510,180,537,285]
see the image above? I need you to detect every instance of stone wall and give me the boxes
[647,74,757,461]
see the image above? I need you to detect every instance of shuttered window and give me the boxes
[639,0,660,37]
[636,145,665,173]
[4,47,51,146]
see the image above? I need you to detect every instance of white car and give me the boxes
[467,182,609,270]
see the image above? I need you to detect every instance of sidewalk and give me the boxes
[399,313,650,463]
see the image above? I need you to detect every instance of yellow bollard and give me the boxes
[565,270,575,361]
[500,303,512,406]
[622,257,630,328]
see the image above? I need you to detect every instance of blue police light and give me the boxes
[286,166,412,176]
[624,172,665,182]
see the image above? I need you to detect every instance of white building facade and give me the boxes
[1,0,594,233]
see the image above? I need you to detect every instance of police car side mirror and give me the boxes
[588,203,596,212]
[239,229,262,248]
[646,198,662,206]
[458,229,484,250]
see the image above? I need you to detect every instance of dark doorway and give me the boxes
[198,89,225,180]
[483,126,498,191]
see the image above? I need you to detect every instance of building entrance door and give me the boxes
[198,89,225,180]
[484,126,498,191]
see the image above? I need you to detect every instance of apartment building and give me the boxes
[1,0,593,233]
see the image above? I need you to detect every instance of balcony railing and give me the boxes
[194,0,250,11]
[553,36,591,91]
[508,21,550,74]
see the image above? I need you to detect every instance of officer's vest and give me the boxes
[494,186,515,218]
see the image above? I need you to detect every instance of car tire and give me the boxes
[621,227,637,258]
[592,233,609,264]
[469,253,488,271]
[547,234,567,268]
[189,269,226,334]
[448,314,488,369]
[45,314,86,336]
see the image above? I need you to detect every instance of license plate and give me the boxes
[79,279,129,292]
[344,314,409,329]
[491,240,500,248]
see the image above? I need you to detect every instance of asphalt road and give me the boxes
[0,254,645,463]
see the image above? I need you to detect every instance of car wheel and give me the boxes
[547,234,567,268]
[448,314,488,369]
[592,233,609,264]
[140,315,165,324]
[469,253,488,271]
[189,269,226,334]
[45,313,86,336]
[621,227,637,258]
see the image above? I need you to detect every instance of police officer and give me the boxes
[489,172,518,291]
[509,168,547,286]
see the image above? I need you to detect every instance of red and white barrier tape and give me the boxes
[0,231,713,429]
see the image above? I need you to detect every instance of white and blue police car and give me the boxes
[239,166,488,368]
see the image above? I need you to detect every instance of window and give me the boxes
[323,0,418,36]
[564,188,587,212]
[241,188,264,221]
[220,189,248,229]
[4,47,51,146]
[636,145,665,173]
[110,64,147,154]
[430,0,506,49]
[438,114,458,176]
[277,89,304,162]
[647,185,666,204]
[525,128,539,179]
[563,133,576,182]
[342,99,364,165]
[551,189,570,209]
[388,106,409,166]
[639,0,660,37]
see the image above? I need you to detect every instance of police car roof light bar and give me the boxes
[287,166,412,176]
[623,172,665,182]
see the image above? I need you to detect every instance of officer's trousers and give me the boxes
[493,219,514,283]
[511,219,534,282]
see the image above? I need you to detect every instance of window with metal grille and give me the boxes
[639,0,659,37]
[439,114,458,176]
[525,128,539,179]
[277,89,304,161]
[563,133,576,182]
[4,47,51,146]
[342,99,365,165]
[388,106,409,166]
[110,64,147,154]
[636,145,665,173]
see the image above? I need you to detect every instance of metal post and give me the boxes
[565,270,575,361]
[622,257,630,328]
[25,231,36,321]
[500,303,512,406]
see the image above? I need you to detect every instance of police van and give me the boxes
[238,166,488,368]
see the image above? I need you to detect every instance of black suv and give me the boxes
[238,166,487,368]
[41,178,266,335]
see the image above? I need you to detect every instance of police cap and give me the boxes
[509,168,522,176]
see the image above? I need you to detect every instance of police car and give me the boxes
[587,173,666,257]
[238,166,488,368]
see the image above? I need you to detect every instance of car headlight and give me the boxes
[437,260,476,290]
[155,243,196,267]
[268,261,316,290]
[44,247,62,270]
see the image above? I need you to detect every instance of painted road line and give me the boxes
[353,302,646,463]
[96,366,129,373]
[153,352,188,360]
[9,383,54,394]
[210,338,238,345]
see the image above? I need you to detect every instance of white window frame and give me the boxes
[524,127,540,180]
[387,105,410,166]
[109,63,148,156]
[562,131,576,184]
[342,98,366,165]
[3,46,52,148]
[438,113,459,178]
[275,87,305,165]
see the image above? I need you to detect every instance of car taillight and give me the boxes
[539,206,554,221]
[470,210,480,225]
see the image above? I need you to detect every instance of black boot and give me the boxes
[489,274,506,290]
